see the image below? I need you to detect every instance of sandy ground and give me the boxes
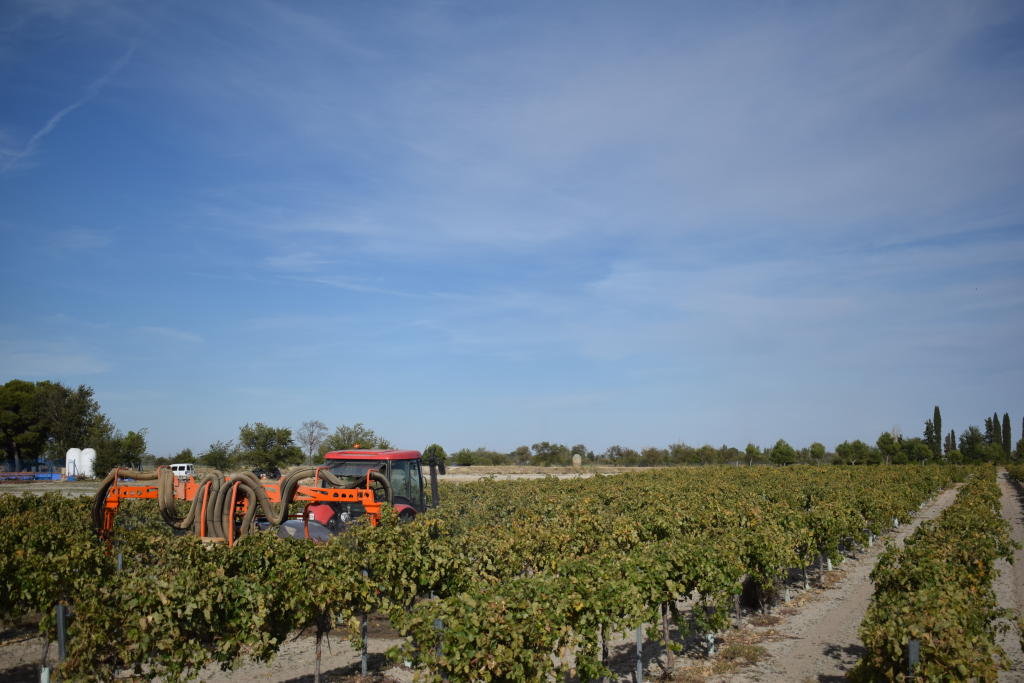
[996,472,1024,682]
[708,485,960,683]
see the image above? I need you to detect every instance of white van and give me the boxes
[170,463,195,480]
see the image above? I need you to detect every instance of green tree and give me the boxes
[959,425,984,462]
[670,441,697,464]
[172,448,195,464]
[944,429,957,456]
[932,406,942,455]
[0,379,49,471]
[809,442,826,465]
[34,382,102,463]
[199,440,236,470]
[640,447,668,466]
[923,419,935,454]
[238,423,303,471]
[509,445,531,465]
[602,445,640,465]
[450,447,510,466]
[979,442,1007,463]
[744,443,760,466]
[876,432,900,465]
[422,444,449,467]
[993,413,1002,449]
[769,439,796,466]
[1002,413,1011,456]
[836,439,871,465]
[317,423,393,460]
[531,442,571,466]
[452,448,477,466]
[92,427,149,476]
[902,437,932,463]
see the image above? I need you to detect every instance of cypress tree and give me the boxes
[933,406,942,455]
[993,412,1002,451]
[1003,413,1012,455]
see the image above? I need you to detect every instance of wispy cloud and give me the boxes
[2,43,136,174]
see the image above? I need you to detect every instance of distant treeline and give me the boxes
[448,406,1023,467]
[3,380,1022,473]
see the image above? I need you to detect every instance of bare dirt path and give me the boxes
[710,485,961,683]
[995,472,1024,682]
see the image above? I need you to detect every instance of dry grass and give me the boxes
[673,666,711,683]
[820,568,848,589]
[747,614,782,628]
[712,643,769,674]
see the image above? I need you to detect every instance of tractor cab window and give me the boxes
[324,460,387,520]
[327,460,385,484]
[327,460,390,501]
[409,459,423,511]
[390,460,410,503]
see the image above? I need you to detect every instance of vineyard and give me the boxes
[1,464,1019,682]
[852,468,1021,681]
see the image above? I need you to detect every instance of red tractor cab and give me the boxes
[307,447,445,532]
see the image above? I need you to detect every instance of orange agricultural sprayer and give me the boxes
[91,448,446,545]
[92,466,389,546]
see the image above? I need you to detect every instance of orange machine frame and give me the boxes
[100,467,383,544]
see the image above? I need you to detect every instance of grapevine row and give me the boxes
[1,465,971,682]
[849,467,1022,681]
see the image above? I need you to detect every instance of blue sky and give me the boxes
[2,1,1022,457]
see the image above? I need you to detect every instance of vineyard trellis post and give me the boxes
[360,613,368,675]
[600,622,609,683]
[361,566,369,676]
[660,602,674,675]
[56,605,67,662]
[635,624,643,683]
[907,639,920,678]
[434,618,447,681]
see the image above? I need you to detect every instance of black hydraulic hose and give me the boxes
[368,470,393,505]
[94,464,394,541]
[158,469,225,530]
[208,467,354,542]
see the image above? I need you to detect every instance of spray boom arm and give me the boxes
[93,466,389,545]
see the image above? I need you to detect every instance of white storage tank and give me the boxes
[79,448,96,477]
[65,448,81,476]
